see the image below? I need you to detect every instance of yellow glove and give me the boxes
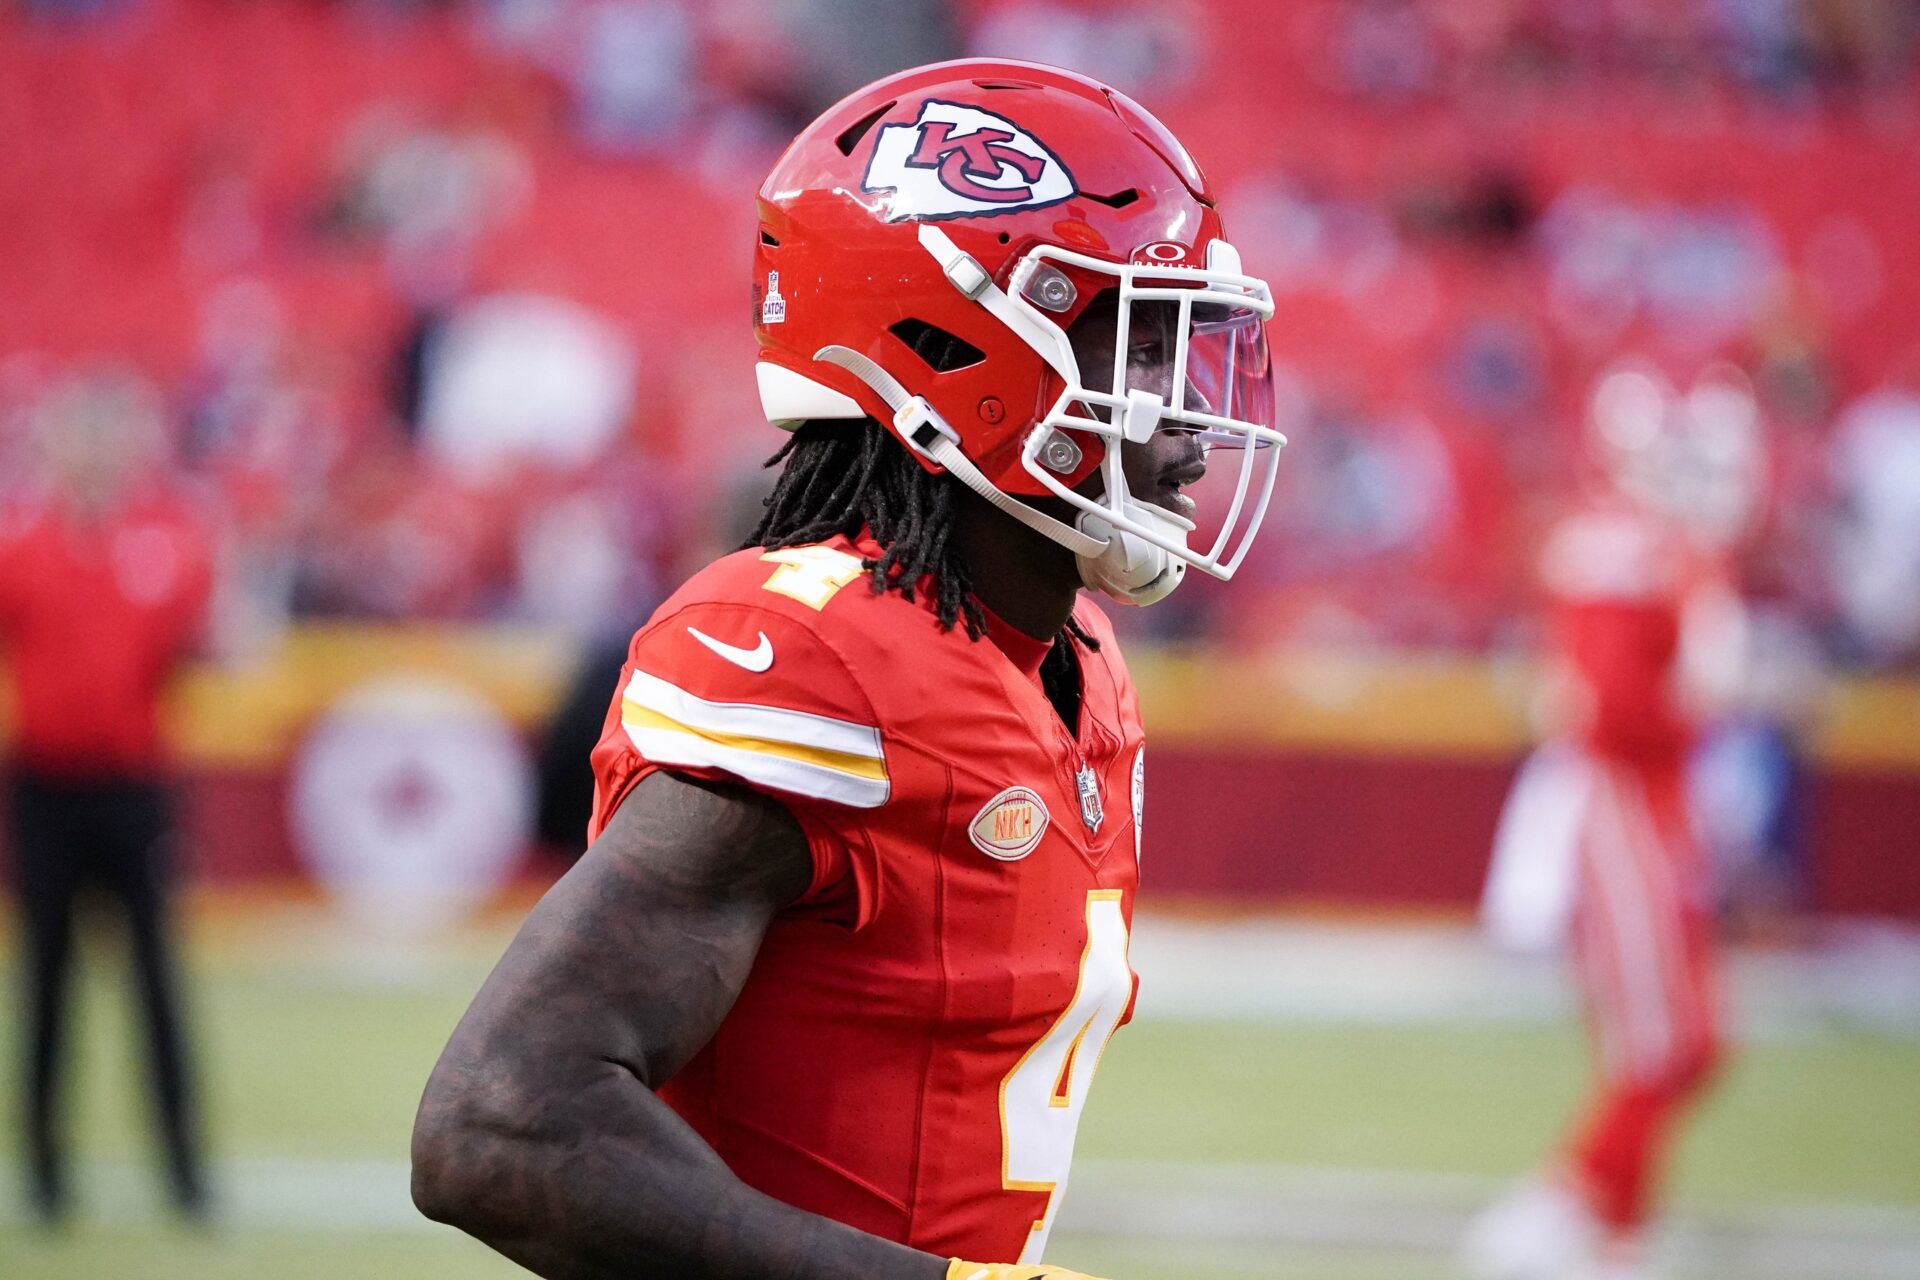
[947,1260,1110,1280]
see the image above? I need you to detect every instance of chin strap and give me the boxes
[1075,504,1187,606]
[812,344,1107,559]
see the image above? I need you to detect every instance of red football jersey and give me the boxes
[0,490,212,774]
[588,533,1145,1264]
[1539,498,1718,770]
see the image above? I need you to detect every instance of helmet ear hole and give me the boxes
[889,319,986,373]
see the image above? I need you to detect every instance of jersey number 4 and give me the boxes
[999,890,1132,1264]
[760,545,864,610]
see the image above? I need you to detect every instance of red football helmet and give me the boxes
[1586,357,1765,550]
[753,59,1284,604]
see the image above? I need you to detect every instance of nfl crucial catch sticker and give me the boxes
[760,271,787,325]
[862,100,1076,222]
[970,785,1050,861]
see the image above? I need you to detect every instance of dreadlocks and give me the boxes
[748,419,984,635]
[745,419,1099,712]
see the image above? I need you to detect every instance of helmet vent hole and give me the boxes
[973,78,1045,91]
[759,229,781,248]
[890,319,986,373]
[1083,188,1141,210]
[834,101,895,156]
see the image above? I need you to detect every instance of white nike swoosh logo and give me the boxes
[686,626,773,673]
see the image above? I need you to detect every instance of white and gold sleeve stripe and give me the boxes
[619,669,889,809]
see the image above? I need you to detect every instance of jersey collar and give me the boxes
[976,599,1053,682]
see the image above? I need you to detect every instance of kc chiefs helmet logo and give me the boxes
[908,122,1045,202]
[863,100,1077,222]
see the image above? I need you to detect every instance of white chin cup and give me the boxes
[1075,503,1188,606]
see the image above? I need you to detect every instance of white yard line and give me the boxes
[0,1157,422,1232]
[1060,1160,1920,1280]
[1122,914,1920,1038]
[4,1155,1916,1280]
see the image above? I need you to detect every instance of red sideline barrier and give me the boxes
[2,626,1915,920]
[14,749,1904,923]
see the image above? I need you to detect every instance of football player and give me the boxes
[1469,361,1757,1280]
[412,60,1284,1280]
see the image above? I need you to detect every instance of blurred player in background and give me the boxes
[1472,361,1765,1280]
[0,369,215,1225]
[413,59,1283,1280]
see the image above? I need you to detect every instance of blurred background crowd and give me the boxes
[4,0,1920,670]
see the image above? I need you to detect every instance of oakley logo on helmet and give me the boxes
[1131,241,1197,266]
[863,100,1075,222]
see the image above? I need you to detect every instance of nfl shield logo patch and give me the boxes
[1075,763,1103,833]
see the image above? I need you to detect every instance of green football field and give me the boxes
[3,899,1917,1280]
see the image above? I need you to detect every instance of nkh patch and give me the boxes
[969,785,1050,860]
[862,99,1076,223]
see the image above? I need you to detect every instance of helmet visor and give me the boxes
[1169,298,1275,446]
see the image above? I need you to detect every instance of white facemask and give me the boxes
[916,225,1286,594]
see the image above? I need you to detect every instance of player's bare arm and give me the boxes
[410,770,945,1280]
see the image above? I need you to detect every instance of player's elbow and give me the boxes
[409,1097,478,1228]
[409,1073,536,1235]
